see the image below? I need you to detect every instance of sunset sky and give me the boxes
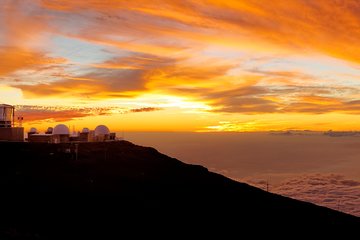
[1,0,360,132]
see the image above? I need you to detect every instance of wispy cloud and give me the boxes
[15,105,162,123]
[130,107,162,113]
[0,47,66,77]
[38,0,360,63]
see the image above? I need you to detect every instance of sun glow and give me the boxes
[1,0,360,131]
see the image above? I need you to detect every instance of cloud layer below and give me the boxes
[245,174,360,217]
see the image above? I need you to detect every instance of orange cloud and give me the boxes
[16,105,162,123]
[15,74,143,99]
[39,0,360,64]
[1,1,50,48]
[13,54,165,98]
[0,1,65,78]
[0,48,43,76]
[0,47,66,76]
[13,53,234,100]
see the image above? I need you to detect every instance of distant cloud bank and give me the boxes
[245,174,360,217]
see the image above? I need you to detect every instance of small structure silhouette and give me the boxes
[0,103,117,143]
[0,104,24,141]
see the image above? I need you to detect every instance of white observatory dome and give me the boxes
[53,124,70,135]
[94,125,110,136]
[82,127,90,133]
[29,127,37,133]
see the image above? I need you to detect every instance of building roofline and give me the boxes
[0,104,14,108]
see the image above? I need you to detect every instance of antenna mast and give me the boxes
[17,116,23,127]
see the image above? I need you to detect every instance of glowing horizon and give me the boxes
[2,0,360,132]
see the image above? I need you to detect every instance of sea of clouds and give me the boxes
[244,174,360,217]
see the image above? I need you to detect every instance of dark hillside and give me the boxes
[0,141,358,238]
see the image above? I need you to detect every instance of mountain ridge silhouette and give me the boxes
[0,141,358,238]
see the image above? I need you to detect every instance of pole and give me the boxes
[12,106,15,127]
[75,143,79,161]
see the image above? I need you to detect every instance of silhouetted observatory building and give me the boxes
[0,104,24,142]
[0,103,116,143]
[28,124,116,143]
